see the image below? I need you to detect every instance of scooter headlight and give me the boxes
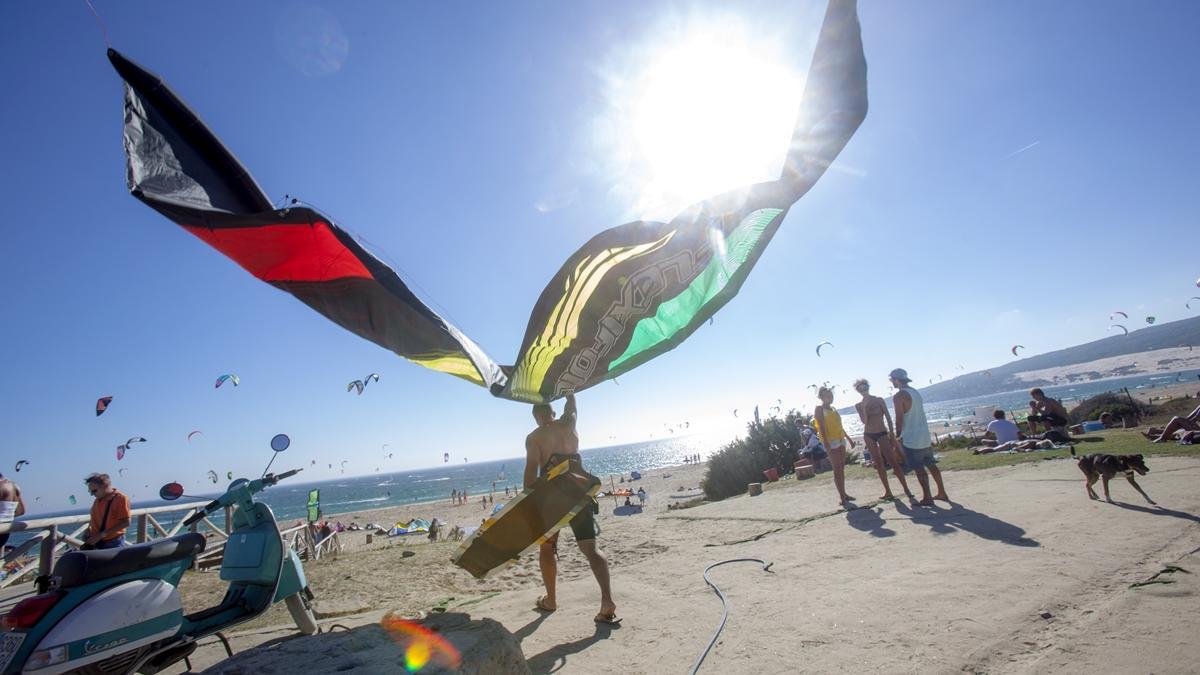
[25,644,68,670]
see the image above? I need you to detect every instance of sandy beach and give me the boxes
[167,438,1200,674]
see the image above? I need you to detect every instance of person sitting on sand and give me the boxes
[814,386,856,505]
[853,379,914,502]
[1026,388,1070,434]
[890,368,949,505]
[525,393,618,625]
[1144,403,1200,443]
[796,423,827,467]
[972,412,1056,453]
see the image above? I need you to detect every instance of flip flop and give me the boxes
[534,596,556,613]
[594,612,622,625]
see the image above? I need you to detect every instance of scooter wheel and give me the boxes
[286,591,319,635]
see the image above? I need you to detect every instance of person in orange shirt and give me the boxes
[83,473,131,550]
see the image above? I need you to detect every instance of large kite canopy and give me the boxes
[108,0,867,403]
[95,396,113,417]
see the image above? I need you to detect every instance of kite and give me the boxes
[347,380,364,395]
[116,437,147,461]
[1011,345,1024,356]
[364,373,380,387]
[444,452,450,463]
[1110,311,1127,320]
[227,470,234,480]
[1188,297,1200,310]
[732,409,739,418]
[96,396,113,417]
[207,470,219,484]
[69,495,77,505]
[187,430,203,443]
[14,460,29,472]
[215,374,240,389]
[815,341,834,357]
[118,468,127,476]
[1196,277,1199,288]
[1145,316,1156,325]
[107,0,868,404]
[1110,324,1129,336]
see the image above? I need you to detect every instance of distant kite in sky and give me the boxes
[14,460,29,473]
[215,374,240,389]
[815,341,834,357]
[207,470,219,484]
[107,0,868,404]
[68,495,77,505]
[116,437,147,461]
[96,396,112,417]
[1188,297,1200,309]
[1011,345,1024,357]
[1110,311,1127,320]
[1145,316,1156,325]
[1110,324,1128,336]
[444,452,450,463]
[187,430,203,443]
[347,380,364,395]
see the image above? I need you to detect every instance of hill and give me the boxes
[921,315,1200,402]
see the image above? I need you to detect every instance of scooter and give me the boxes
[0,433,318,674]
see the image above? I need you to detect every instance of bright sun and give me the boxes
[604,22,803,218]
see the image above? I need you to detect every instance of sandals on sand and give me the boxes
[534,597,556,613]
[594,612,622,625]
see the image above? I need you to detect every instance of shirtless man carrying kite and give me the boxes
[524,393,619,624]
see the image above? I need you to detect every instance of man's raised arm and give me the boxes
[562,393,577,427]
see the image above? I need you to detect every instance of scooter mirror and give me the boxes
[159,482,185,501]
[270,434,290,452]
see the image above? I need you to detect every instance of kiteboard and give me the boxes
[452,459,601,579]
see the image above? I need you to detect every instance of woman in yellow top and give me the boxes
[813,386,856,505]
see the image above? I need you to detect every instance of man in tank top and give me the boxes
[889,369,950,506]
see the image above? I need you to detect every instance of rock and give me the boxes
[1039,612,1053,620]
[201,612,528,674]
[402,550,416,558]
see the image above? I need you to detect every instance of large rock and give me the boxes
[202,612,528,674]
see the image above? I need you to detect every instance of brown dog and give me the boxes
[1071,447,1155,504]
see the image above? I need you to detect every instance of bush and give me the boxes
[701,410,812,501]
[1068,392,1153,425]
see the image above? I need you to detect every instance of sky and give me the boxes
[2,1,1198,512]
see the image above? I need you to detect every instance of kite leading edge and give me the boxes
[110,0,867,403]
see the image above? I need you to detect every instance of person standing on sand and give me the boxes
[853,379,914,502]
[889,369,949,506]
[813,386,856,505]
[524,393,619,625]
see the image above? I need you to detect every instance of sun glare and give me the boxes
[601,21,803,218]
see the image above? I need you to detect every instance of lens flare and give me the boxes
[381,613,461,673]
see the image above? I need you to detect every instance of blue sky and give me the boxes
[3,1,1198,511]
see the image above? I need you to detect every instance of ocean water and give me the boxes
[18,435,720,538]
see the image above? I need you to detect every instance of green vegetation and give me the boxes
[1068,392,1154,425]
[701,411,812,501]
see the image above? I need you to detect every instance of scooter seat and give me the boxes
[54,532,207,588]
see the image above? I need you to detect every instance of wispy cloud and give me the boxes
[1000,140,1039,161]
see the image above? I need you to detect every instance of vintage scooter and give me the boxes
[0,434,318,674]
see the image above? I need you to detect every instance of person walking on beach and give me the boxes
[525,393,619,624]
[853,379,914,502]
[813,386,856,505]
[889,369,949,506]
[0,474,27,549]
[82,473,131,549]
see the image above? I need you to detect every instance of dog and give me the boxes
[1071,446,1155,504]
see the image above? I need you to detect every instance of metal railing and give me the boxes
[0,502,232,589]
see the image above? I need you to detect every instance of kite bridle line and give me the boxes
[691,557,774,674]
[84,0,112,49]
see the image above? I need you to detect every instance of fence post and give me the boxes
[137,514,147,543]
[39,525,57,577]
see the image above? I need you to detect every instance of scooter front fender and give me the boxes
[273,548,309,602]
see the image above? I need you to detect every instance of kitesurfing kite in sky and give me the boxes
[1110,324,1129,336]
[815,341,834,357]
[95,396,112,417]
[1011,345,1024,357]
[107,0,867,404]
[215,374,240,389]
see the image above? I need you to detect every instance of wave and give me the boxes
[418,476,451,483]
[325,496,389,507]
